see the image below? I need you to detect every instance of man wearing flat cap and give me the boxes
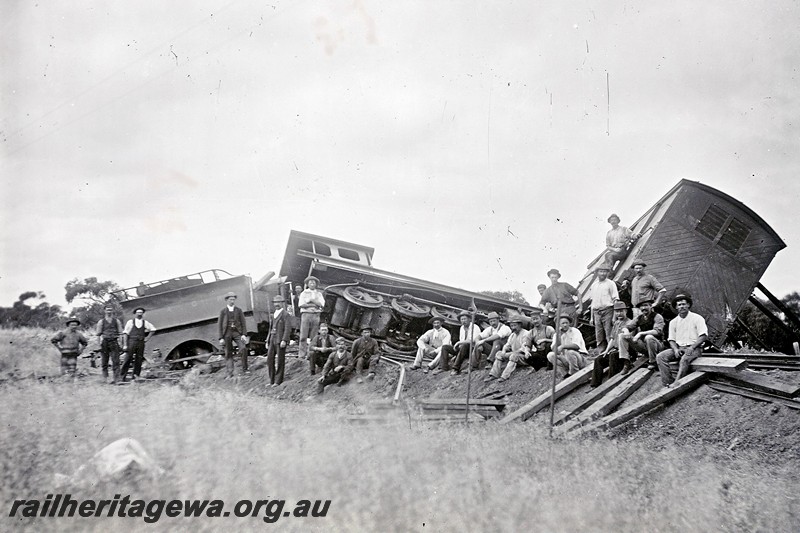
[539,269,581,323]
[475,311,512,369]
[589,263,619,352]
[626,260,667,318]
[590,300,629,387]
[604,213,638,267]
[120,307,157,382]
[436,310,482,375]
[485,313,530,383]
[618,298,665,374]
[352,326,380,383]
[267,295,291,385]
[298,275,326,361]
[218,291,249,378]
[655,294,708,387]
[52,319,89,377]
[411,316,451,371]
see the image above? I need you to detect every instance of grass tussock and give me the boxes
[0,329,798,532]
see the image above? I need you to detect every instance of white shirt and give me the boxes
[123,318,156,335]
[457,323,483,344]
[417,327,451,349]
[480,323,512,341]
[668,311,708,346]
[590,279,619,310]
[273,309,283,320]
[551,327,588,354]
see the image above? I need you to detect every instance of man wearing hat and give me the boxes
[547,315,589,379]
[626,260,666,318]
[618,299,665,373]
[411,317,452,371]
[267,295,291,385]
[590,301,629,387]
[298,276,326,361]
[316,337,355,394]
[51,318,89,377]
[120,307,157,381]
[539,269,582,323]
[436,311,482,375]
[475,311,512,369]
[588,264,620,351]
[485,313,530,383]
[655,294,708,387]
[95,305,124,383]
[351,326,380,383]
[604,213,638,267]
[218,292,249,378]
[525,308,555,372]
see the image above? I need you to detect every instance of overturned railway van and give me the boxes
[111,270,282,365]
[578,179,786,347]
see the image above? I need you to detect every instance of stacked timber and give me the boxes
[707,370,800,410]
[345,397,505,424]
[708,352,800,371]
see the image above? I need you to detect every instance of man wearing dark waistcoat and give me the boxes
[308,322,337,375]
[218,291,249,378]
[267,295,291,386]
[95,305,124,383]
[352,326,380,383]
[317,338,355,394]
[120,307,157,381]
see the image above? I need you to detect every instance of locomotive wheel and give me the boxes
[390,296,431,318]
[342,286,384,309]
[384,335,417,352]
[430,306,463,326]
[379,342,416,356]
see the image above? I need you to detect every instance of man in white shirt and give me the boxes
[474,311,512,369]
[589,264,619,352]
[436,311,482,375]
[604,213,638,267]
[298,276,326,361]
[485,314,530,383]
[411,317,451,372]
[120,307,157,381]
[547,315,589,379]
[655,294,708,387]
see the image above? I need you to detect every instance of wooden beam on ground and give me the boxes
[707,381,800,410]
[558,368,654,433]
[553,359,647,425]
[715,370,800,398]
[571,371,707,436]
[500,364,594,424]
[666,357,747,373]
[710,352,797,360]
[420,398,506,407]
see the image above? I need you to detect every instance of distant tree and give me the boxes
[0,292,65,329]
[478,290,530,305]
[728,292,800,352]
[65,277,122,326]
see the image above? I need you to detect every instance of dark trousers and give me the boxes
[316,369,352,394]
[60,353,78,376]
[524,348,550,371]
[309,352,328,375]
[120,338,145,379]
[476,339,504,367]
[355,353,379,375]
[100,338,121,382]
[592,306,615,351]
[224,331,248,376]
[440,343,472,373]
[590,349,622,387]
[267,342,286,384]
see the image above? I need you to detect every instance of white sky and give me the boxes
[2,1,799,309]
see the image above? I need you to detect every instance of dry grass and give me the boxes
[1,328,798,532]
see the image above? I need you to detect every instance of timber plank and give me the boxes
[420,398,507,407]
[571,372,707,436]
[715,371,800,398]
[500,364,595,424]
[558,368,654,433]
[666,357,747,373]
[553,359,647,425]
[707,381,800,410]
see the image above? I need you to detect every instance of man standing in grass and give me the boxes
[51,318,89,378]
[218,292,249,378]
[317,338,355,394]
[352,326,380,383]
[120,307,157,382]
[95,305,124,384]
[267,295,291,386]
[655,294,708,387]
[547,315,589,380]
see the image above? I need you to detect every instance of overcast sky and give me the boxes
[2,1,799,310]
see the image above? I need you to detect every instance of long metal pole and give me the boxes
[465,300,477,423]
[548,302,563,437]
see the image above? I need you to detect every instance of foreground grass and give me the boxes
[1,328,798,532]
[0,379,797,533]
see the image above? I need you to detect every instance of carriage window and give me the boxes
[695,204,728,241]
[337,247,360,261]
[312,242,331,256]
[718,217,750,254]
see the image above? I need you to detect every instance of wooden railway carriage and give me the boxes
[578,180,786,347]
